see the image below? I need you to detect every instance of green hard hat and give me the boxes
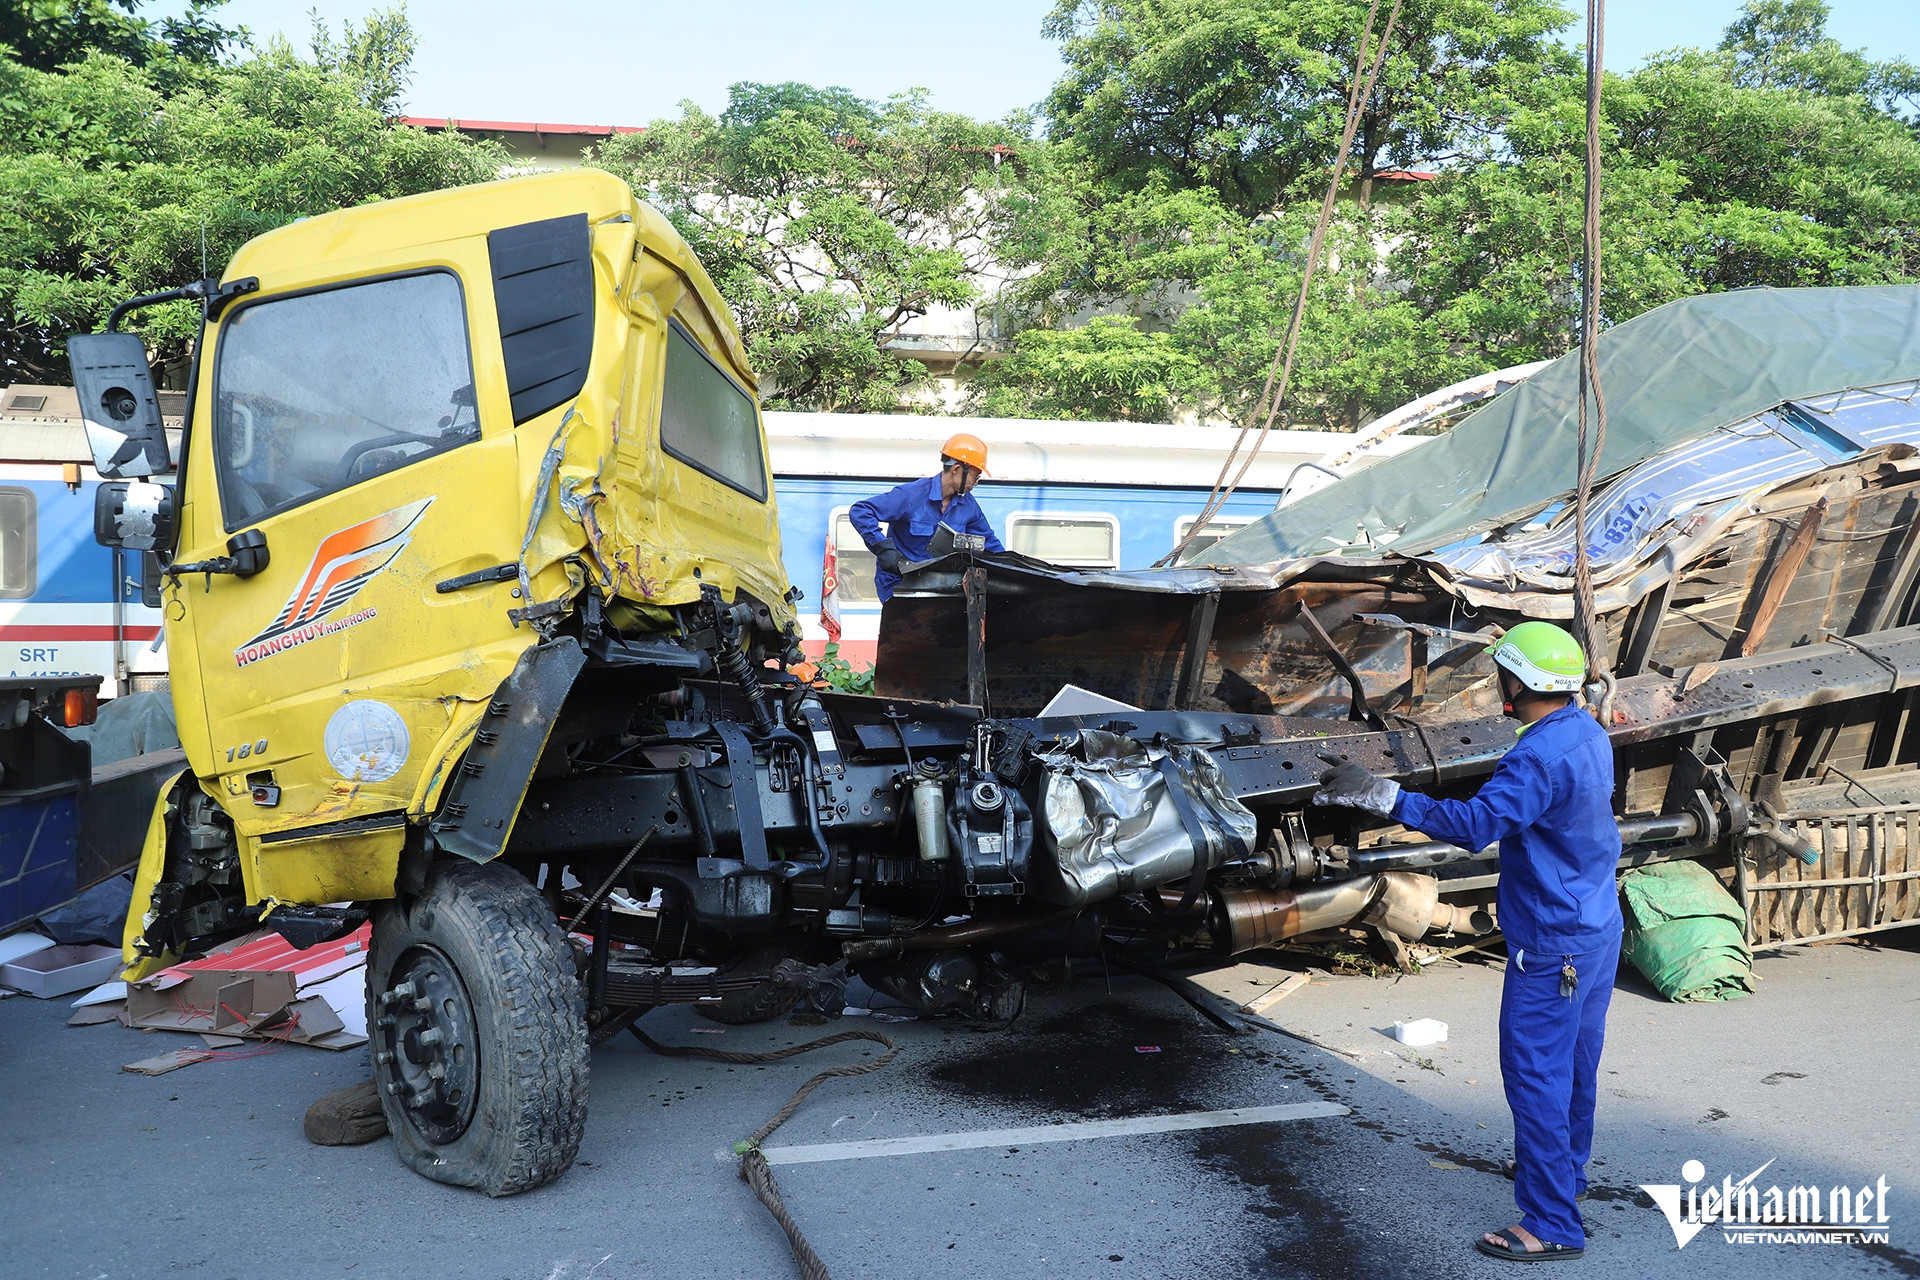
[1487,620,1587,694]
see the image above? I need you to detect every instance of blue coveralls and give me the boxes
[1392,701,1623,1248]
[847,474,1004,603]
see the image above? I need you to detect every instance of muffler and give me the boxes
[1211,872,1455,954]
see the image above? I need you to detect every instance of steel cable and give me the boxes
[1573,0,1610,710]
[1158,0,1405,567]
[631,1024,902,1280]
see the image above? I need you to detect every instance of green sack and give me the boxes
[1620,860,1755,1002]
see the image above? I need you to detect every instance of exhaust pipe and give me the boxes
[1211,871,1455,954]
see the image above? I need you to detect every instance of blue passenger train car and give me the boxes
[764,413,1423,666]
[2,386,169,695]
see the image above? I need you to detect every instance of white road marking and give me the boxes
[752,1101,1350,1166]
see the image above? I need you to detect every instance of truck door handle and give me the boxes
[435,563,521,594]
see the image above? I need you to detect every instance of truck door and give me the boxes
[174,269,525,829]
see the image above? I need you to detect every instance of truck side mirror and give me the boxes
[68,332,172,478]
[94,481,175,552]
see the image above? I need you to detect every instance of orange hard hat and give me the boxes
[941,432,989,475]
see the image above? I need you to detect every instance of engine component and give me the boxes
[947,765,1032,898]
[1361,871,1440,939]
[859,948,1025,1020]
[912,769,948,862]
[1030,729,1256,907]
[703,586,773,734]
[1248,813,1340,887]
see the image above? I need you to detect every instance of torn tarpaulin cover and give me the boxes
[1030,730,1256,908]
[1203,285,1920,565]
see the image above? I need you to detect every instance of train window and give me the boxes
[0,488,33,599]
[1175,515,1253,554]
[660,321,768,502]
[1008,513,1120,568]
[830,511,879,604]
[212,270,479,529]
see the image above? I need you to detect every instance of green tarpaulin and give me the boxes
[1202,285,1920,565]
[1620,860,1755,1003]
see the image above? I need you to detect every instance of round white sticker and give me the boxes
[324,700,411,783]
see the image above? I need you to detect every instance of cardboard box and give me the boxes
[124,925,368,1049]
[1,943,122,998]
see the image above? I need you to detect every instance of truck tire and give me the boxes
[366,860,587,1196]
[695,945,805,1025]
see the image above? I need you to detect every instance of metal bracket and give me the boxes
[1295,600,1385,729]
[1173,591,1220,710]
[712,722,770,872]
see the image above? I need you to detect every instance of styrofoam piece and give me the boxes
[1392,1018,1448,1046]
[0,931,57,968]
[72,979,127,1007]
[1037,684,1144,718]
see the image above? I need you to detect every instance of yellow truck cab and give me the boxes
[81,170,810,1192]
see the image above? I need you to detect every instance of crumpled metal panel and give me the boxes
[876,556,1442,717]
[1029,729,1256,907]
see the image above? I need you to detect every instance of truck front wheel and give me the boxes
[366,860,588,1195]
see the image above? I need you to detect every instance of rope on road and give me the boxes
[631,1024,901,1280]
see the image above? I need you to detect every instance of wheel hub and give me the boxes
[373,946,479,1145]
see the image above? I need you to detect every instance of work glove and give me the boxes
[1311,753,1401,818]
[872,539,903,575]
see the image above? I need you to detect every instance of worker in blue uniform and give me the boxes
[1312,621,1623,1262]
[848,432,1003,603]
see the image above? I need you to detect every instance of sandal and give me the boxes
[1502,1159,1589,1200]
[1476,1225,1584,1262]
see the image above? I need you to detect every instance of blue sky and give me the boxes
[157,1,1918,127]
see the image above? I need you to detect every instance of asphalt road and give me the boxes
[3,933,1916,1280]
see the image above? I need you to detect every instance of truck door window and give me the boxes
[659,321,767,502]
[0,488,34,598]
[212,271,478,529]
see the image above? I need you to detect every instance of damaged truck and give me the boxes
[72,168,1920,1197]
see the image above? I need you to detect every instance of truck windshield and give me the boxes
[212,271,478,529]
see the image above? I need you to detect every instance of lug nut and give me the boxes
[419,1028,443,1046]
[376,1015,396,1030]
[374,1050,394,1065]
[412,996,432,1012]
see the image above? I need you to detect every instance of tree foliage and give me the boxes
[1042,0,1578,215]
[0,0,239,77]
[988,0,1920,427]
[594,84,1025,412]
[8,0,1912,436]
[0,4,502,383]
